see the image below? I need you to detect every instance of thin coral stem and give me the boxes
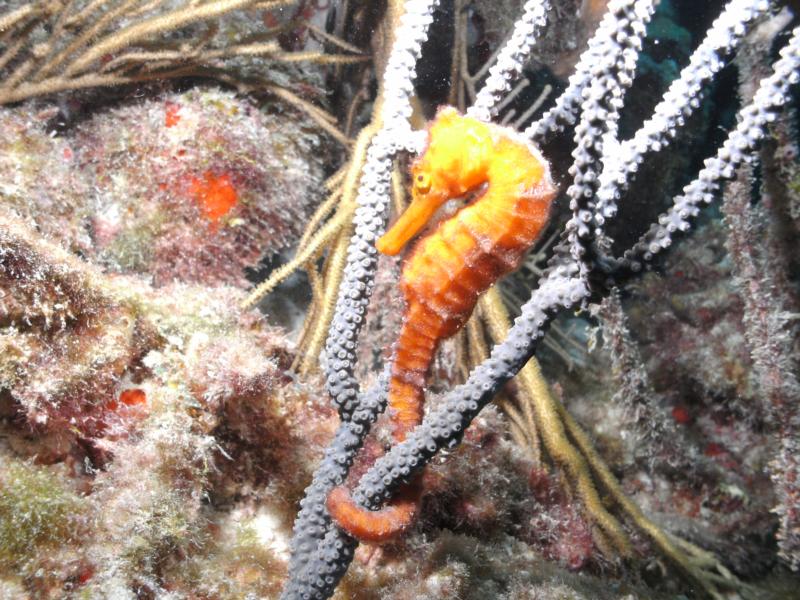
[98,42,280,72]
[241,210,350,310]
[466,317,490,366]
[297,188,344,251]
[64,0,257,76]
[36,0,141,81]
[0,31,30,72]
[0,69,185,104]
[481,288,541,463]
[390,164,407,216]
[299,227,351,374]
[0,3,39,33]
[273,50,367,64]
[306,22,364,54]
[325,166,347,191]
[65,0,120,27]
[264,85,350,145]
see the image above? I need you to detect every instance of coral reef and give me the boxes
[0,0,799,599]
[0,62,331,598]
[0,202,327,596]
[0,458,87,589]
[0,107,91,250]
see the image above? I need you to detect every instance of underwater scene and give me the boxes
[0,0,799,598]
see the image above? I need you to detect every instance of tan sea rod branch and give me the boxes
[0,0,349,106]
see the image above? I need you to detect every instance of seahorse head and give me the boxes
[377,107,494,255]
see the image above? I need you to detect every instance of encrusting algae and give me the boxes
[0,83,335,596]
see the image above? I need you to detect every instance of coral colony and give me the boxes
[0,0,799,599]
[281,1,800,599]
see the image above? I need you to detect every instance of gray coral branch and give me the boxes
[623,27,800,270]
[351,20,800,517]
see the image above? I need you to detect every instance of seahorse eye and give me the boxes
[415,173,431,194]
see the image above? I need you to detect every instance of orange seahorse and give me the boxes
[326,106,557,543]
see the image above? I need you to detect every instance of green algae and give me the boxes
[0,460,84,569]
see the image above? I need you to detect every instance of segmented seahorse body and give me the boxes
[327,107,557,542]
